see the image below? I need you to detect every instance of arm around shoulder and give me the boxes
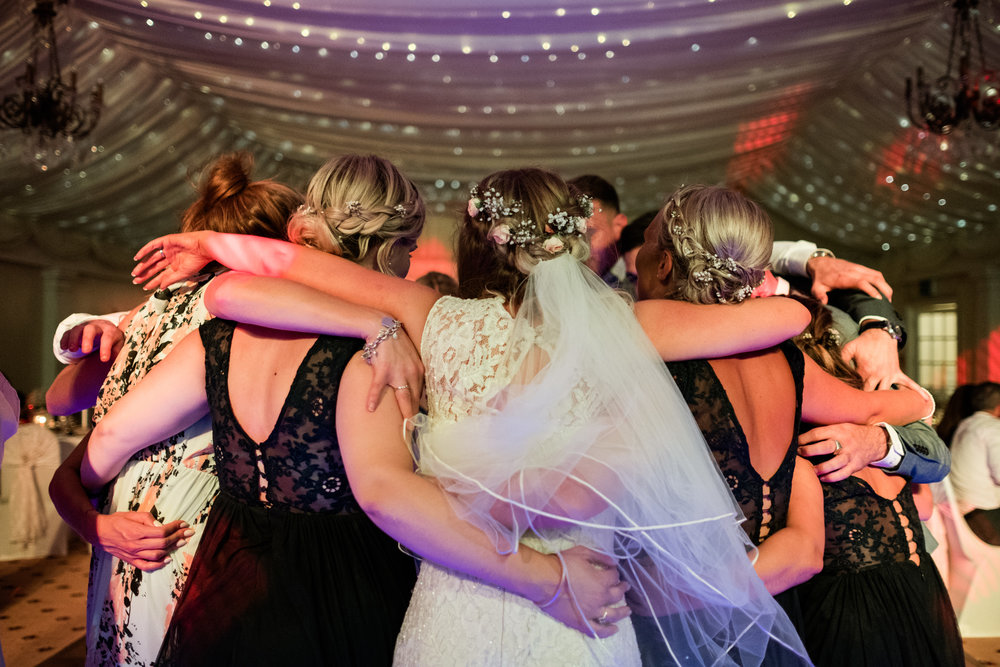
[80,332,210,491]
[800,354,932,427]
[635,296,809,362]
[335,354,630,637]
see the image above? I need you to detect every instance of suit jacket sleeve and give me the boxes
[889,421,951,483]
[825,288,907,348]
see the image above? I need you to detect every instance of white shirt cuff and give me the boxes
[871,423,904,470]
[770,240,817,277]
[52,311,128,364]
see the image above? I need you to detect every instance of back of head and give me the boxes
[568,174,620,214]
[656,184,771,304]
[936,383,980,445]
[617,209,657,257]
[791,295,863,389]
[415,271,459,296]
[971,381,1000,413]
[286,154,425,274]
[181,152,300,239]
[457,167,591,303]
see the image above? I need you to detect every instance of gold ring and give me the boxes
[834,440,843,452]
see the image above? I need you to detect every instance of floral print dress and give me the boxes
[86,274,220,667]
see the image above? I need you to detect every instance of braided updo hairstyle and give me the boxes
[180,152,300,239]
[655,184,771,304]
[457,167,590,304]
[286,154,425,275]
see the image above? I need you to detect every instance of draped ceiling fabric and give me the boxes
[1,0,998,276]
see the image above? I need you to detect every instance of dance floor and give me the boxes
[0,538,997,666]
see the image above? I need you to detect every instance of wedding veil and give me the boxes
[413,253,809,665]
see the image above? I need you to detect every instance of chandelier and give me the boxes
[0,0,103,168]
[905,0,1000,135]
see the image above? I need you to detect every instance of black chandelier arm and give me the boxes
[905,75,928,131]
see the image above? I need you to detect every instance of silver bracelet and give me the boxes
[362,317,402,365]
[810,248,835,260]
[534,557,567,609]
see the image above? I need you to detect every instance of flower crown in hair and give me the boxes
[468,186,591,254]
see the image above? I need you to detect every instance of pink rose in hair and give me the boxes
[542,236,564,254]
[489,224,511,244]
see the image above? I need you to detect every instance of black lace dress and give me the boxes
[669,342,803,621]
[631,343,806,665]
[791,475,963,666]
[157,319,417,666]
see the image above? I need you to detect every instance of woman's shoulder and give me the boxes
[429,295,507,320]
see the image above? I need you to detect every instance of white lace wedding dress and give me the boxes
[393,256,809,666]
[392,295,640,666]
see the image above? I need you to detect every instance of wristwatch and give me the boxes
[858,318,905,346]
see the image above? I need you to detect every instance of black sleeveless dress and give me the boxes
[669,342,802,552]
[669,343,805,666]
[157,319,416,666]
[791,475,963,666]
[630,343,806,666]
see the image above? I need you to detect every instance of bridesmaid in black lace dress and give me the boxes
[790,302,964,667]
[632,185,936,665]
[79,155,426,666]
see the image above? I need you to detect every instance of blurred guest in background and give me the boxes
[936,383,979,448]
[568,174,627,285]
[415,270,459,296]
[949,381,1000,545]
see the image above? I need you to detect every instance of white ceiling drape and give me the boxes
[1,0,998,271]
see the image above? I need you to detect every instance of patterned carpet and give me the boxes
[0,537,998,666]
[0,538,88,667]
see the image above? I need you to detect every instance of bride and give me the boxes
[133,166,811,665]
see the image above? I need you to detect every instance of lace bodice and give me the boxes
[668,341,804,545]
[820,477,924,572]
[201,319,362,514]
[421,296,518,423]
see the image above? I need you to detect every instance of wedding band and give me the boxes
[834,440,843,452]
[598,608,609,625]
[393,384,409,391]
[158,248,166,260]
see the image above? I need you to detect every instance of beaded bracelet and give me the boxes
[362,317,402,365]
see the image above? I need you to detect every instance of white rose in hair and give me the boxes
[489,224,511,244]
[542,236,564,254]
